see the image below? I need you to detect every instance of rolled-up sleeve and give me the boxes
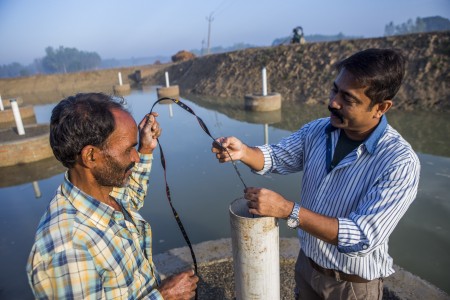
[253,124,309,176]
[337,158,420,255]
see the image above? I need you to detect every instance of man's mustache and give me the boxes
[328,106,344,122]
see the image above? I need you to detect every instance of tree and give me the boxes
[0,62,29,78]
[384,16,450,36]
[41,46,101,74]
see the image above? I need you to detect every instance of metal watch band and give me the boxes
[290,202,301,219]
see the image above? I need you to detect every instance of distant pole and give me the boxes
[0,94,4,111]
[206,12,214,54]
[201,39,205,56]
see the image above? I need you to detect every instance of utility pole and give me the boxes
[206,12,214,55]
[201,39,205,56]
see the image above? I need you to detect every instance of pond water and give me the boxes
[0,86,449,298]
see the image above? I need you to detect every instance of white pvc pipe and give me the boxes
[0,94,4,111]
[118,72,123,86]
[230,197,280,300]
[165,72,170,87]
[10,99,25,135]
[262,67,268,96]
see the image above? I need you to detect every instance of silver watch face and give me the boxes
[287,217,299,228]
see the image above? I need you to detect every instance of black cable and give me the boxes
[149,97,248,299]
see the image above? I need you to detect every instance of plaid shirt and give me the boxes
[27,153,163,299]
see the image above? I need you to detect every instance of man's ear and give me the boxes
[374,100,393,118]
[80,145,100,168]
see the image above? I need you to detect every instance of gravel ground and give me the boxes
[154,238,449,300]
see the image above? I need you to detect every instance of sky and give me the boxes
[0,0,449,65]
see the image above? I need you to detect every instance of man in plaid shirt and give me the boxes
[27,93,198,299]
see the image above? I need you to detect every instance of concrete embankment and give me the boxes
[0,64,169,105]
[154,238,449,300]
[148,31,450,111]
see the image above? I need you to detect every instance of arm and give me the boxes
[138,112,161,154]
[245,187,339,245]
[336,159,420,255]
[28,249,106,299]
[246,158,420,252]
[212,136,265,171]
[212,120,311,174]
[156,270,199,300]
[113,113,161,210]
[29,249,167,299]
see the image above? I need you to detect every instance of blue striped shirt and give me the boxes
[27,153,164,299]
[256,116,420,280]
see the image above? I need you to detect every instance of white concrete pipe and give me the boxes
[10,99,25,135]
[230,197,280,300]
[0,94,4,111]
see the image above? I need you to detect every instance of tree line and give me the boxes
[0,46,101,78]
[384,16,450,36]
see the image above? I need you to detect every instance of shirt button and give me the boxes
[363,245,368,250]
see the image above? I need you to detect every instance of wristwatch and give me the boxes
[287,202,301,229]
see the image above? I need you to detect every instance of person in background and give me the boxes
[27,93,198,299]
[212,49,420,300]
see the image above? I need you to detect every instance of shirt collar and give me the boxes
[325,115,388,154]
[61,172,114,230]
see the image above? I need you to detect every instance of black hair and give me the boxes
[50,92,127,168]
[336,48,406,107]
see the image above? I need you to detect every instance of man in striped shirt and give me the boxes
[27,93,198,299]
[212,49,420,299]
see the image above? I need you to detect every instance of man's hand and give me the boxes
[157,269,199,300]
[211,136,246,163]
[211,136,265,172]
[138,112,161,154]
[244,187,294,218]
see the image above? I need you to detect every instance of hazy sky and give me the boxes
[1,0,449,65]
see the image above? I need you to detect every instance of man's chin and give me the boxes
[119,177,130,187]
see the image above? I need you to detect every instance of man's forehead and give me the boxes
[109,109,137,142]
[335,69,367,90]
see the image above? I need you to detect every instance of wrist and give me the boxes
[284,201,295,219]
[138,145,154,154]
[287,202,301,229]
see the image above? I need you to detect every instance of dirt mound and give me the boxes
[149,31,450,111]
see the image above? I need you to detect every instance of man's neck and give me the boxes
[68,168,121,211]
[343,129,372,141]
[343,119,381,141]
